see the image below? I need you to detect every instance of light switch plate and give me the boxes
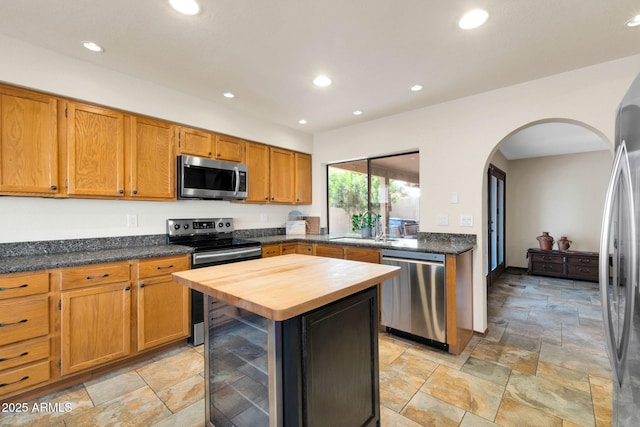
[436,214,449,226]
[459,214,473,227]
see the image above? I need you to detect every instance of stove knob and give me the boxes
[225,222,231,227]
[218,222,224,228]
[174,224,180,230]
[183,224,189,229]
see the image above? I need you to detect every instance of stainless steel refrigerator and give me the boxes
[600,71,640,426]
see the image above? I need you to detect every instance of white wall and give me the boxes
[0,34,315,243]
[312,54,640,333]
[506,150,612,268]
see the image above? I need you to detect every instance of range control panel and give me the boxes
[167,218,234,236]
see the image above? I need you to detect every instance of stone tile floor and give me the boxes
[0,268,612,426]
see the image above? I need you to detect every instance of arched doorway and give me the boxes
[483,118,611,285]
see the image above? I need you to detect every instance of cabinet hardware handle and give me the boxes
[0,376,29,388]
[0,352,29,362]
[125,286,131,291]
[578,259,591,264]
[0,284,28,291]
[119,189,124,194]
[542,265,554,270]
[156,265,174,270]
[217,153,221,156]
[577,267,592,273]
[87,274,109,280]
[50,185,57,191]
[0,319,28,327]
[265,197,269,200]
[132,190,138,195]
[208,152,212,156]
[139,284,145,288]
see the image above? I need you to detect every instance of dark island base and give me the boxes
[385,327,449,353]
[206,287,380,427]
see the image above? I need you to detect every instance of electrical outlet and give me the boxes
[127,214,138,227]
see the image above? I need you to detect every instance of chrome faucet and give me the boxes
[360,210,383,241]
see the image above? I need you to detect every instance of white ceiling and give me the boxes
[0,1,636,157]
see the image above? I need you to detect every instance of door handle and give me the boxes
[600,140,637,386]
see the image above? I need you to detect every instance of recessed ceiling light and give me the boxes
[410,84,423,92]
[626,14,640,27]
[458,9,489,30]
[298,119,307,125]
[313,75,332,87]
[353,110,363,116]
[169,0,200,16]
[81,41,104,53]
[223,92,235,99]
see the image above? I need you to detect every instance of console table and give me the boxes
[526,248,599,282]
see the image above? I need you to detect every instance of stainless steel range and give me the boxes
[166,218,262,345]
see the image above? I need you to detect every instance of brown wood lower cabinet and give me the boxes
[0,254,191,402]
[134,256,190,351]
[527,248,599,282]
[60,281,132,375]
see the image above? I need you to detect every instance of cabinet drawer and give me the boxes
[566,256,598,266]
[0,360,50,396]
[61,262,130,290]
[314,244,345,259]
[530,254,563,264]
[0,296,49,346]
[262,244,281,258]
[0,271,49,300]
[281,243,297,255]
[344,247,380,263]
[137,255,190,279]
[531,262,564,276]
[297,243,314,255]
[567,264,598,280]
[0,336,49,372]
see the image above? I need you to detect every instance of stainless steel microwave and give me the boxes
[177,155,248,200]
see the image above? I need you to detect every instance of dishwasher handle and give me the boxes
[382,256,444,267]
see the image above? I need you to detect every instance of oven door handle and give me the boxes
[193,247,261,264]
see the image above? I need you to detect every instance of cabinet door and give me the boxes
[178,127,212,158]
[294,152,312,204]
[60,282,131,375]
[129,117,176,199]
[270,147,295,203]
[0,85,59,194]
[245,141,271,203]
[136,275,190,351]
[66,102,125,197]
[215,134,244,162]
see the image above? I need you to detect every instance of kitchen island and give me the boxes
[172,254,400,427]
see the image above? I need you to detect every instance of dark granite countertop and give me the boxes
[251,233,475,256]
[0,235,193,274]
[0,231,475,275]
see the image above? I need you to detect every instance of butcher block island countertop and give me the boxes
[172,253,400,427]
[172,253,400,321]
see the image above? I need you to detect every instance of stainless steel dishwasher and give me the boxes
[381,249,447,351]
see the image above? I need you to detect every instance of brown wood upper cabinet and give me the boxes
[245,141,271,202]
[178,126,212,158]
[128,117,177,199]
[295,152,312,204]
[214,134,245,162]
[270,147,295,203]
[0,84,59,195]
[66,101,126,197]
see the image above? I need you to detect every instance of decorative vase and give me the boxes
[360,227,372,239]
[557,236,572,251]
[537,232,554,250]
